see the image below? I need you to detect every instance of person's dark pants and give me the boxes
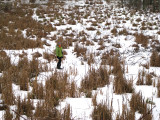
[57,57,62,69]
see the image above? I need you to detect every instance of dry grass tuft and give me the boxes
[130,92,152,119]
[116,103,135,120]
[92,102,113,120]
[150,50,160,67]
[136,69,153,86]
[157,80,160,97]
[135,33,149,48]
[15,96,34,119]
[43,52,55,62]
[0,52,11,72]
[74,43,87,57]
[80,66,110,92]
[113,55,134,94]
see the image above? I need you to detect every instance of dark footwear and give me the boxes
[57,67,63,69]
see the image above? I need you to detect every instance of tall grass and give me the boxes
[80,66,110,93]
[112,55,134,94]
[130,92,152,119]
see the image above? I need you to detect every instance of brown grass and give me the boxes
[135,33,149,48]
[0,71,15,105]
[113,55,134,94]
[43,52,55,62]
[130,92,152,119]
[150,50,160,67]
[157,80,160,97]
[80,66,110,92]
[92,102,113,120]
[116,103,135,120]
[0,51,11,72]
[118,28,128,35]
[111,27,118,36]
[74,43,87,57]
[86,27,96,31]
[15,96,34,119]
[30,80,44,99]
[4,107,13,120]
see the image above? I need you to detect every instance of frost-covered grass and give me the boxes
[0,0,160,119]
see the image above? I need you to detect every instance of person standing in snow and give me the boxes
[56,42,63,69]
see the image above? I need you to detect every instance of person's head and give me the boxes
[58,42,61,47]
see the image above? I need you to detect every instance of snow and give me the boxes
[1,0,160,119]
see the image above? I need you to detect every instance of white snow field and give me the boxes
[0,0,160,119]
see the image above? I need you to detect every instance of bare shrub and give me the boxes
[135,33,149,48]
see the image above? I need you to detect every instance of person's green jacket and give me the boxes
[56,46,63,58]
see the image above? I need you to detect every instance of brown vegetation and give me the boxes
[135,33,149,48]
[150,50,160,67]
[130,92,152,119]
[92,102,113,120]
[80,66,110,93]
[112,55,134,94]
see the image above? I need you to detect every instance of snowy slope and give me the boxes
[0,0,160,119]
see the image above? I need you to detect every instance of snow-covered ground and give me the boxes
[0,0,160,119]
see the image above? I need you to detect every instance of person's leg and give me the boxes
[59,57,62,68]
[57,57,60,69]
[57,57,61,69]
